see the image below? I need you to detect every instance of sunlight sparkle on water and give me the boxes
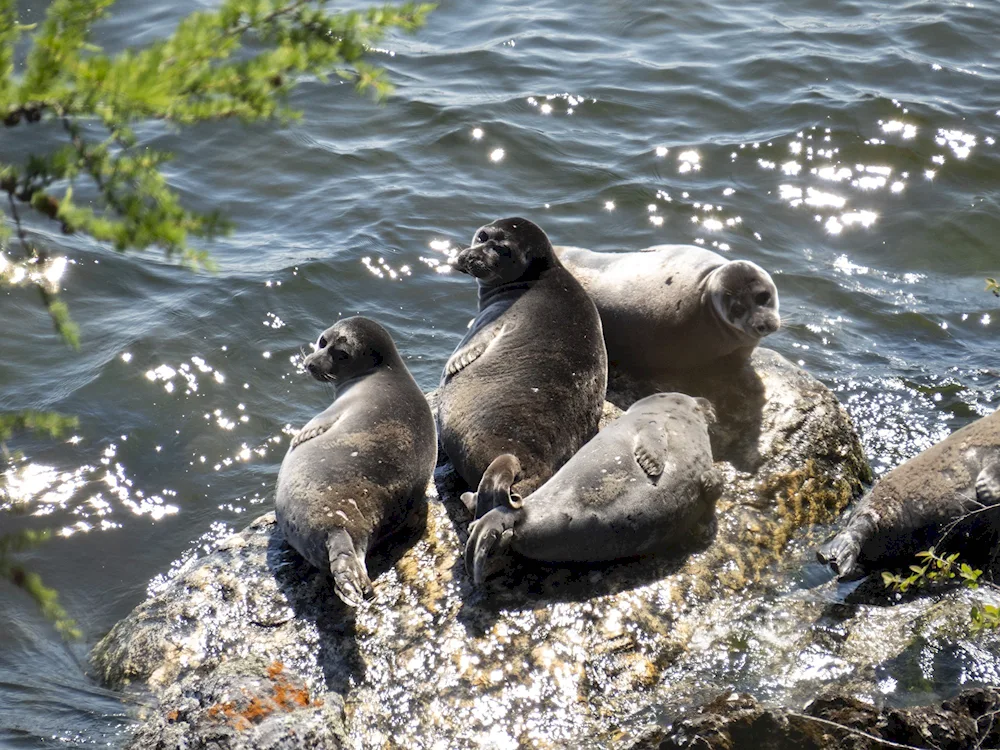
[677,150,700,173]
[937,129,976,159]
[880,120,917,139]
[489,148,505,162]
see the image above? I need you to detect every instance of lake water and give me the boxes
[1,0,999,746]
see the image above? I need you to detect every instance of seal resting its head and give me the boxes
[817,409,1000,581]
[275,317,437,607]
[554,244,780,376]
[464,392,723,585]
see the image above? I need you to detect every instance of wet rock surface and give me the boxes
[92,348,893,749]
[625,688,1000,750]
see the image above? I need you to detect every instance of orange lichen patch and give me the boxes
[201,666,323,732]
[166,709,179,723]
[273,678,315,710]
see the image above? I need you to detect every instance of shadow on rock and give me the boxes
[267,500,429,692]
[607,354,769,474]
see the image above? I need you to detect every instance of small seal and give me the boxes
[275,317,437,606]
[554,244,780,375]
[437,217,608,519]
[464,392,723,584]
[817,410,1000,581]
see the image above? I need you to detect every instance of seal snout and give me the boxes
[751,311,781,337]
[452,242,497,280]
[303,352,330,382]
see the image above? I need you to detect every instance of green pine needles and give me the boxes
[0,0,433,345]
[1,0,432,637]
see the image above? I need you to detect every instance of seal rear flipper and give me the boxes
[816,532,863,580]
[976,461,1000,507]
[327,528,373,607]
[465,508,518,585]
[472,453,523,519]
[633,424,666,478]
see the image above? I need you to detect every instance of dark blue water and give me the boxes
[1,0,998,745]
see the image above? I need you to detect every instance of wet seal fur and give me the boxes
[465,392,723,584]
[817,409,1000,581]
[554,244,780,375]
[275,317,436,606]
[437,217,608,519]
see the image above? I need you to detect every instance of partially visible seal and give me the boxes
[554,244,780,375]
[817,410,1000,581]
[464,392,723,584]
[275,317,437,606]
[437,217,608,519]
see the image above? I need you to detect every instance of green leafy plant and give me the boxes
[1,0,433,637]
[883,547,999,632]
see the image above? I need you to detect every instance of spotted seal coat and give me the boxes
[275,317,436,606]
[437,217,608,520]
[464,392,723,584]
[817,410,1000,580]
[555,244,780,375]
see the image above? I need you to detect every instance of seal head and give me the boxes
[708,260,781,340]
[452,217,555,286]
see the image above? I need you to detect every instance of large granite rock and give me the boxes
[93,348,873,748]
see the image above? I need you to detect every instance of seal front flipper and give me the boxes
[976,461,1000,506]
[291,415,338,449]
[465,507,518,585]
[468,453,523,519]
[327,527,374,607]
[633,423,666,478]
[444,322,507,379]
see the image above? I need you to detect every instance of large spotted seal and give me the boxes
[554,244,780,375]
[275,317,436,606]
[464,392,723,584]
[817,410,1000,581]
[437,217,608,519]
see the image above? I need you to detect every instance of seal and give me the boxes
[554,244,780,375]
[817,410,1000,581]
[275,316,437,606]
[464,392,723,584]
[437,217,608,520]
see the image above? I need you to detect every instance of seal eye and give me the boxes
[754,292,771,306]
[477,231,488,244]
[318,336,328,349]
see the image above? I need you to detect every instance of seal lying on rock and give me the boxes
[817,409,1000,581]
[275,317,437,606]
[437,217,608,519]
[465,392,723,584]
[554,244,780,376]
